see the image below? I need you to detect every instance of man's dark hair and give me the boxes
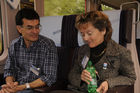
[15,8,40,25]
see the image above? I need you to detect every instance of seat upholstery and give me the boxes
[35,9,138,93]
[35,47,79,93]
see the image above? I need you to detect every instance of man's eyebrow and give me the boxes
[26,25,33,27]
[26,24,40,27]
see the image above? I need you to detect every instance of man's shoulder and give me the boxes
[10,37,21,46]
[8,37,22,52]
[38,35,55,46]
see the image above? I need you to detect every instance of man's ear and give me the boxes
[16,25,22,34]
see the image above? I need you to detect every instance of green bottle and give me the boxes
[86,61,97,93]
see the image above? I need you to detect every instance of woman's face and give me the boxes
[79,23,106,48]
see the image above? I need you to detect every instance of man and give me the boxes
[0,8,58,93]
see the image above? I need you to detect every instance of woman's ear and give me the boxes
[102,29,106,36]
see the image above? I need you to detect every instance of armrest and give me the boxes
[35,85,134,93]
[107,85,134,93]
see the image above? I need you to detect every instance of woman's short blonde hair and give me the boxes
[75,11,113,42]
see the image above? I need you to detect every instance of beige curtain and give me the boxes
[126,9,140,93]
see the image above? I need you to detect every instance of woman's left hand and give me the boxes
[96,81,108,93]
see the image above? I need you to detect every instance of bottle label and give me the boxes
[91,79,97,86]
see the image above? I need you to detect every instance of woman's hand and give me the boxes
[96,81,108,93]
[81,69,92,84]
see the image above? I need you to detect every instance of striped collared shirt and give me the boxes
[4,35,58,86]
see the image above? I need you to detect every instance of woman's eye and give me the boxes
[80,33,84,36]
[87,32,92,36]
[81,34,85,37]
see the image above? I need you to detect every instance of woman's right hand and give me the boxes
[81,69,92,84]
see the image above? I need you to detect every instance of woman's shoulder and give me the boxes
[109,40,128,50]
[107,40,130,55]
[77,44,90,57]
[79,44,89,52]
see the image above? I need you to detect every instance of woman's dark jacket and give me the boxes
[68,40,136,93]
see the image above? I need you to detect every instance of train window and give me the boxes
[20,0,34,9]
[0,2,3,55]
[101,4,114,11]
[44,0,85,16]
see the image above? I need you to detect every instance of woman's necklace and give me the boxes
[92,48,106,58]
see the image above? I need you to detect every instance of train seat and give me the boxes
[35,9,139,93]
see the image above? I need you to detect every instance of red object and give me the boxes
[85,0,86,13]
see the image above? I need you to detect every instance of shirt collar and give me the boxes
[20,36,39,48]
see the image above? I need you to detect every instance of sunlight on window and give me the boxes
[44,0,85,16]
[101,4,114,11]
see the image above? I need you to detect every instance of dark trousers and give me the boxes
[50,90,75,93]
[17,89,41,93]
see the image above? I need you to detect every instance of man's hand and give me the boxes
[0,84,10,93]
[96,81,108,93]
[6,82,18,89]
[0,82,19,93]
[5,76,16,89]
[0,88,10,93]
[0,84,12,93]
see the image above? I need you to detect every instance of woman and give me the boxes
[51,11,136,93]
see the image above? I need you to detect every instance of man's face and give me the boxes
[17,18,40,43]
